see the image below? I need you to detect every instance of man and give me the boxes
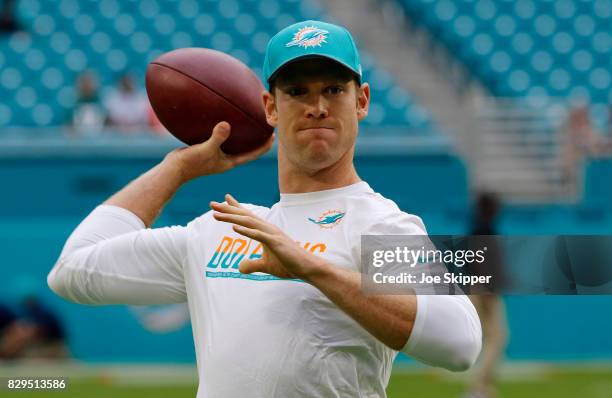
[48,20,481,397]
[0,297,68,360]
[69,71,106,136]
[104,74,150,132]
[466,192,507,398]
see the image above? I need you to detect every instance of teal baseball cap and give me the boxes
[263,20,362,89]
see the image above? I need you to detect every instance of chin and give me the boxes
[301,150,339,170]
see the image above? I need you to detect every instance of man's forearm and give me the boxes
[105,123,273,227]
[105,159,185,227]
[303,259,482,371]
[304,259,417,350]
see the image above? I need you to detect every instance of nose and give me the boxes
[305,95,329,119]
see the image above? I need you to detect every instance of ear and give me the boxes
[356,82,370,121]
[262,90,278,128]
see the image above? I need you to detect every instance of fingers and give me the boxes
[238,258,264,274]
[211,194,280,237]
[225,193,241,208]
[207,121,231,148]
[231,224,269,243]
[229,133,275,166]
[239,259,293,279]
[213,212,259,229]
[212,209,274,238]
[212,202,278,236]
[210,200,250,216]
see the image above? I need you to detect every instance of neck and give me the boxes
[278,146,361,194]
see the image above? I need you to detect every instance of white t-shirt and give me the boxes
[48,181,481,398]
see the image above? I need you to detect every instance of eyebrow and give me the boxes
[278,78,351,88]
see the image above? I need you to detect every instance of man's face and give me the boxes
[263,59,370,172]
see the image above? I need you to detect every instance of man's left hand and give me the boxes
[211,194,322,280]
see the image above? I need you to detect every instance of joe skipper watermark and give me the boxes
[361,235,497,295]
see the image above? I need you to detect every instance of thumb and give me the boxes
[207,121,231,148]
[239,258,266,274]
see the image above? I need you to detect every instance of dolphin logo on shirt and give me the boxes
[308,210,345,228]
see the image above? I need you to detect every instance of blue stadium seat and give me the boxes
[397,0,610,104]
[0,103,13,127]
[1,0,437,132]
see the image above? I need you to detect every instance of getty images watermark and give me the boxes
[361,235,612,295]
[361,235,498,295]
[371,244,491,285]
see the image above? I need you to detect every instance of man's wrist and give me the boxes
[160,156,191,185]
[300,255,334,285]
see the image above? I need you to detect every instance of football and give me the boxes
[146,48,273,154]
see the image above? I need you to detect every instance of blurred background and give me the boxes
[0,0,610,397]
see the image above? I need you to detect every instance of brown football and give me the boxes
[145,48,273,154]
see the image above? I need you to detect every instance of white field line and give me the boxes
[391,361,612,382]
[1,361,611,386]
[0,361,198,385]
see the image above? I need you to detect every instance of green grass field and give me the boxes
[3,365,612,397]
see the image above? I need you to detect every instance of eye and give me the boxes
[286,87,306,96]
[325,85,344,95]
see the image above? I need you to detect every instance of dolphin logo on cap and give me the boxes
[286,26,329,48]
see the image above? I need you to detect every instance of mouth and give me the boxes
[298,127,335,134]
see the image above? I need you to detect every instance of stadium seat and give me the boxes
[397,0,610,104]
[0,0,437,132]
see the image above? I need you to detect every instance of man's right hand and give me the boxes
[163,121,275,183]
